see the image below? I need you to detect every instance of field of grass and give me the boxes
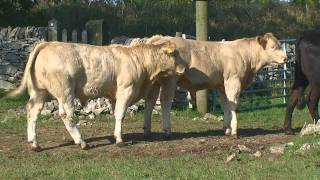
[0,92,319,179]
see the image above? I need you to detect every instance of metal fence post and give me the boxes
[282,42,288,104]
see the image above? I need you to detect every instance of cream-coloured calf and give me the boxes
[9,41,185,151]
[144,33,288,137]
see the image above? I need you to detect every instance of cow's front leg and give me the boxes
[114,86,133,146]
[160,77,178,138]
[219,91,232,135]
[224,79,241,137]
[284,87,300,134]
[144,83,160,138]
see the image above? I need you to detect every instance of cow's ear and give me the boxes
[264,32,274,39]
[161,42,176,55]
[257,36,267,49]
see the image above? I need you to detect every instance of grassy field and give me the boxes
[0,92,319,179]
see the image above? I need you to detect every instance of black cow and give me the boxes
[284,30,320,134]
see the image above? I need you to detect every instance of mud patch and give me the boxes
[0,121,294,158]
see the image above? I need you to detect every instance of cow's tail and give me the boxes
[7,41,47,97]
[293,35,308,109]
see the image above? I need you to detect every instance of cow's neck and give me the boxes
[143,55,163,82]
[249,43,269,73]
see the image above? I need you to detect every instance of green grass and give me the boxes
[0,89,29,111]
[0,136,319,180]
[0,94,319,179]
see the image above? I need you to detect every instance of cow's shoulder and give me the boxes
[300,30,320,45]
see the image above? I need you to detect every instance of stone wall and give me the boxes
[0,38,41,89]
[0,26,47,89]
[0,26,47,41]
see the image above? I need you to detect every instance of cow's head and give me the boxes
[159,42,187,76]
[257,33,288,65]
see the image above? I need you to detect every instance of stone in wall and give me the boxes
[0,26,47,41]
[0,38,41,89]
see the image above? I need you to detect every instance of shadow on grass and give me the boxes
[41,127,301,151]
[238,127,301,137]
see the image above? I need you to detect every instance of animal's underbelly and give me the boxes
[178,71,223,91]
[75,80,151,105]
[77,81,115,99]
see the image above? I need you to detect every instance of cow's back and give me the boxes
[300,30,320,45]
[298,30,320,86]
[148,36,266,91]
[33,42,120,101]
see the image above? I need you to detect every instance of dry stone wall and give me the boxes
[0,26,47,41]
[0,26,47,89]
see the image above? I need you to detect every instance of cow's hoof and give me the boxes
[164,134,171,140]
[224,128,232,136]
[31,145,42,152]
[163,129,171,140]
[80,142,90,150]
[164,132,171,140]
[284,129,295,135]
[231,134,239,139]
[143,130,151,139]
[116,142,125,147]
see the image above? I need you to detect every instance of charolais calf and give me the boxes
[9,41,186,151]
[143,33,288,137]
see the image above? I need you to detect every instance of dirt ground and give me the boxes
[0,120,295,158]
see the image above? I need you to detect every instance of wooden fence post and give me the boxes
[196,0,208,113]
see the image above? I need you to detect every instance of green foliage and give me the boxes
[1,0,320,38]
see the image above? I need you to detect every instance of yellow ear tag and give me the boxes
[164,47,175,54]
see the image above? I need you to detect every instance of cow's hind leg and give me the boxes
[26,90,47,151]
[143,83,160,138]
[284,88,300,134]
[58,95,88,150]
[306,87,320,124]
[160,77,178,138]
[187,91,196,109]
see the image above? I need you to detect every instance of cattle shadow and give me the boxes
[41,127,300,151]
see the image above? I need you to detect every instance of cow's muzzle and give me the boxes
[283,56,288,63]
